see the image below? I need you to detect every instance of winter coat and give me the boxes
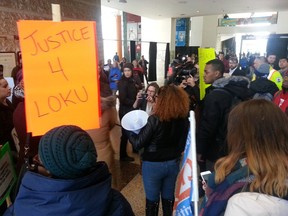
[118,76,138,119]
[197,76,251,162]
[273,90,288,114]
[230,67,246,76]
[225,192,288,216]
[0,99,15,149]
[109,68,122,90]
[129,115,189,162]
[249,77,279,98]
[4,162,134,216]
[86,96,117,170]
[200,163,253,216]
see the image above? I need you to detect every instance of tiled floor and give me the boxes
[108,98,163,215]
[108,122,146,215]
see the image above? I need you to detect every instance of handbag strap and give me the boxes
[24,132,31,170]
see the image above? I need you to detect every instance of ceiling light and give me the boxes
[119,0,127,3]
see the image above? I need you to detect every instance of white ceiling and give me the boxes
[101,0,288,19]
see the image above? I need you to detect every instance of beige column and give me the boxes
[116,15,122,59]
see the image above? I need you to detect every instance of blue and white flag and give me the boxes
[173,111,198,216]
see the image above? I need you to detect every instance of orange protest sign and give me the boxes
[17,21,100,136]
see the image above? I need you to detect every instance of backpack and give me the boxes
[214,88,243,109]
[252,92,273,101]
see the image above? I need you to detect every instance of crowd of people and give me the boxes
[1,50,288,216]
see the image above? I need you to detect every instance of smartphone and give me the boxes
[200,171,212,183]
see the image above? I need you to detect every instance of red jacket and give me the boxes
[273,91,288,114]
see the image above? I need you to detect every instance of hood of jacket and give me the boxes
[10,162,114,216]
[249,77,279,95]
[212,76,251,100]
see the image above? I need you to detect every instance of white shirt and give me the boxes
[229,67,237,75]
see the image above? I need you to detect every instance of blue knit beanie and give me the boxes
[38,125,97,179]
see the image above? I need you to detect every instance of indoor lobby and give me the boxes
[1,1,288,216]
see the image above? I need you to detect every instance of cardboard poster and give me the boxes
[198,48,216,100]
[17,21,100,136]
[0,143,17,206]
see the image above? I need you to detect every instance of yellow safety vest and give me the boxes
[268,67,283,90]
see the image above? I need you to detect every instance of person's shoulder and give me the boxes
[148,114,159,123]
[233,68,246,76]
[225,192,288,216]
[209,88,231,98]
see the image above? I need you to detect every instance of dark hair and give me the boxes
[146,82,159,94]
[0,64,3,71]
[267,53,276,57]
[229,57,238,64]
[279,57,288,61]
[123,63,133,71]
[206,59,225,75]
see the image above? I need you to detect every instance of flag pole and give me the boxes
[189,110,199,216]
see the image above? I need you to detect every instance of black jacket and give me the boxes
[197,76,251,162]
[249,78,279,97]
[0,99,15,149]
[129,115,189,162]
[118,76,138,119]
[231,67,246,76]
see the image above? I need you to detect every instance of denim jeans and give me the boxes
[142,158,180,202]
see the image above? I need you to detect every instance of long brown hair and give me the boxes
[154,84,189,121]
[215,99,288,197]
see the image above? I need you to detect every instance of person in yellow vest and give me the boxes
[254,57,283,90]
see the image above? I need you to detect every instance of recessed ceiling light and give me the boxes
[196,10,200,13]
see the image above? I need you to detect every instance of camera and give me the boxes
[173,66,197,85]
[141,92,148,100]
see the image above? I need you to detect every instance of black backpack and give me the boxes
[214,88,243,109]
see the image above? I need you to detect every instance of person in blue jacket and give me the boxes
[4,125,134,216]
[109,61,122,95]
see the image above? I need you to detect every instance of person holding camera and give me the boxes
[133,82,159,116]
[178,75,200,111]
